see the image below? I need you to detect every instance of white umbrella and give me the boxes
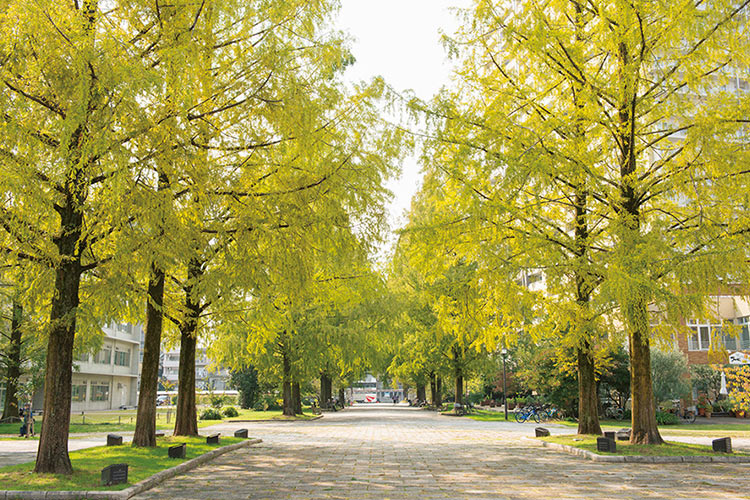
[720,371,728,395]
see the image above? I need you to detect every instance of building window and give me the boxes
[72,382,87,402]
[91,382,110,402]
[114,349,130,367]
[75,353,88,363]
[688,325,711,351]
[94,346,112,364]
[738,317,750,350]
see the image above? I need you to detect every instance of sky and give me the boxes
[334,0,471,258]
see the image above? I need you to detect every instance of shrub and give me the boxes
[199,408,223,420]
[209,394,226,409]
[655,410,679,425]
[223,406,239,418]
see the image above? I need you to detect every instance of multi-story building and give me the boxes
[69,322,142,411]
[162,347,230,391]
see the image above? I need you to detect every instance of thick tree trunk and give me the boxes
[132,264,165,447]
[173,329,198,435]
[416,384,426,403]
[338,387,345,408]
[320,373,332,408]
[293,382,302,415]
[2,301,23,422]
[455,372,464,406]
[577,345,602,435]
[429,372,437,405]
[280,348,293,417]
[35,199,84,474]
[435,376,443,407]
[628,300,663,444]
[174,258,202,437]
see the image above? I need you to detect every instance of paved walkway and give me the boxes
[129,405,750,500]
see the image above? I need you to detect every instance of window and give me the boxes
[91,382,110,402]
[114,349,130,367]
[738,317,750,350]
[94,346,111,364]
[72,382,87,402]
[75,353,88,363]
[688,324,712,351]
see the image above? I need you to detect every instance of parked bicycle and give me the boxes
[515,405,542,423]
[672,399,696,424]
[603,404,625,421]
[540,404,566,421]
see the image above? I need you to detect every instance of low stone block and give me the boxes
[712,437,732,453]
[534,427,550,437]
[603,431,616,440]
[101,463,129,486]
[155,432,165,437]
[616,428,631,441]
[207,433,220,445]
[234,428,249,438]
[107,434,123,446]
[596,436,616,453]
[168,443,186,459]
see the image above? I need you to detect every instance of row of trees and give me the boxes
[0,0,404,474]
[389,0,750,444]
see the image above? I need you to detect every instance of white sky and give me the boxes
[334,0,471,259]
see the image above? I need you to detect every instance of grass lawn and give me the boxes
[1,409,232,437]
[0,435,245,491]
[553,418,750,437]
[540,434,749,456]
[223,408,320,421]
[466,409,571,423]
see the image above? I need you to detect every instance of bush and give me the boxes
[223,406,239,418]
[199,408,223,420]
[209,394,226,409]
[655,410,679,425]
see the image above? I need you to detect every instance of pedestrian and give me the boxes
[21,402,34,438]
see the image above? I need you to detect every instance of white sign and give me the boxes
[729,351,750,365]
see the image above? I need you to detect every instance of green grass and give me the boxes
[553,418,750,437]
[0,435,245,491]
[540,434,749,456]
[223,408,319,421]
[1,409,231,437]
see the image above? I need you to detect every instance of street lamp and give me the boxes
[501,348,508,421]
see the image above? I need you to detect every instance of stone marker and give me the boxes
[596,437,616,453]
[101,463,128,486]
[616,428,631,441]
[168,443,186,459]
[712,437,732,453]
[535,427,550,437]
[207,433,220,444]
[604,431,616,440]
[155,432,165,437]
[106,434,123,446]
[234,428,249,438]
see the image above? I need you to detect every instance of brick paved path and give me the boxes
[131,405,750,500]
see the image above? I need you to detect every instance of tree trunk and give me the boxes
[577,344,601,435]
[173,258,202,437]
[455,372,464,406]
[320,373,332,408]
[338,387,345,408]
[173,329,198,435]
[35,197,84,475]
[429,372,437,405]
[628,300,663,444]
[416,383,426,403]
[132,264,165,447]
[2,301,23,422]
[435,376,443,407]
[293,382,302,415]
[281,349,294,417]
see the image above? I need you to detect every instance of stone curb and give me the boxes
[2,438,262,500]
[531,438,750,463]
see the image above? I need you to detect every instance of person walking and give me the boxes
[21,402,34,438]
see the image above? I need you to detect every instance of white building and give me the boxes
[162,347,230,390]
[69,322,142,411]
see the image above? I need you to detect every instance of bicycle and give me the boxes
[541,404,565,421]
[672,400,696,424]
[603,405,625,421]
[514,405,541,423]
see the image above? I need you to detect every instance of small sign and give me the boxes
[712,437,732,453]
[234,429,248,438]
[106,434,123,446]
[535,427,550,437]
[101,463,128,486]
[207,433,220,445]
[168,443,186,459]
[596,437,616,453]
[729,352,750,365]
